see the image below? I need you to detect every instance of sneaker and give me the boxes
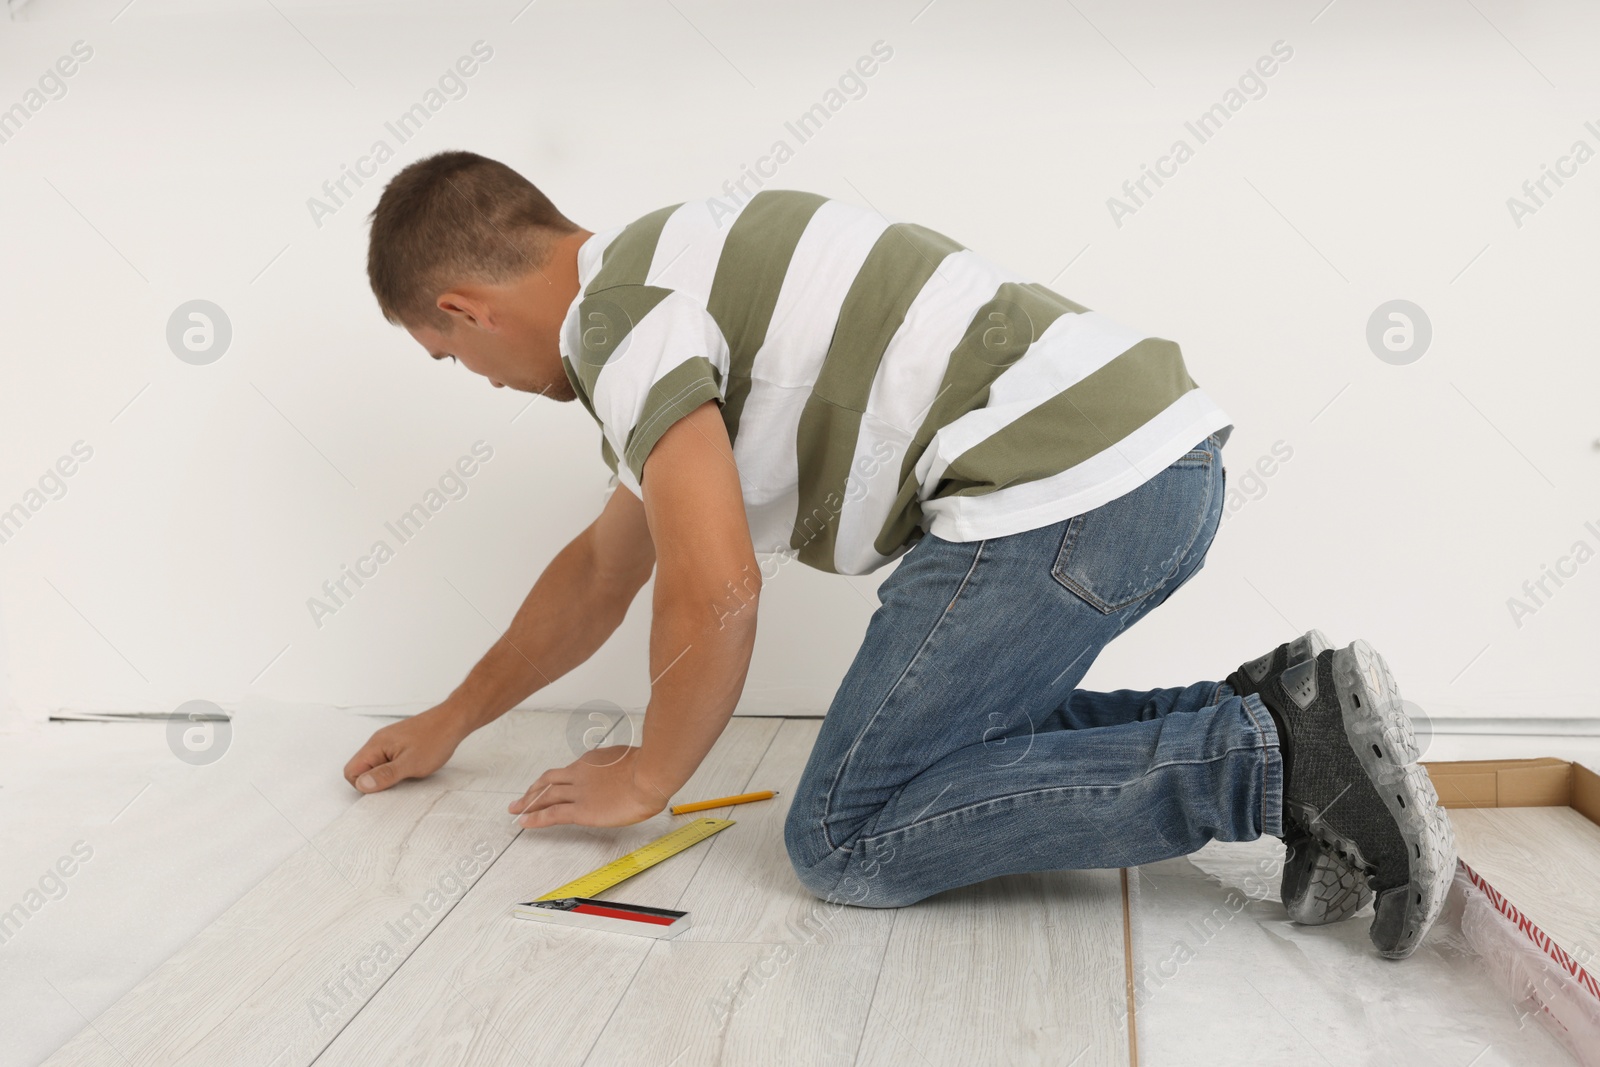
[1225,630,1373,925]
[1254,640,1458,959]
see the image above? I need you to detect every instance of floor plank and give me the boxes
[580,941,882,1066]
[1448,805,1600,963]
[40,788,525,1067]
[311,715,784,1066]
[853,870,1130,1067]
[38,710,572,1067]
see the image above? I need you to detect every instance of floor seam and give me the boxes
[307,805,527,1065]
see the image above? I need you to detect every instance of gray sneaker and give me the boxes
[1225,630,1373,925]
[1254,640,1458,959]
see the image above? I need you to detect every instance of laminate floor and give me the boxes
[34,711,1134,1067]
[1447,805,1600,967]
[20,708,1596,1067]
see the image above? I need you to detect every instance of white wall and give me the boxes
[0,0,1595,725]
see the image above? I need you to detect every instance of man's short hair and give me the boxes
[366,150,579,333]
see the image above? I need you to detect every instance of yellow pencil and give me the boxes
[670,789,779,815]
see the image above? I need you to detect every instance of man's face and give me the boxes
[405,286,576,402]
[409,319,519,390]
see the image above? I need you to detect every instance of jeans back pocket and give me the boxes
[1050,443,1216,614]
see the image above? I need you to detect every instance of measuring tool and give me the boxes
[510,817,734,939]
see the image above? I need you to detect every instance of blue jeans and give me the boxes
[783,432,1285,907]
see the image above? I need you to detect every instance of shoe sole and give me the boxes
[1322,639,1457,959]
[1283,829,1372,925]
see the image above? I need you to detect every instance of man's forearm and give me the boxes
[445,528,649,734]
[632,576,760,801]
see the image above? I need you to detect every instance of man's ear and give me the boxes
[435,288,493,331]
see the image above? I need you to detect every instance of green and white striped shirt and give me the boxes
[558,189,1232,576]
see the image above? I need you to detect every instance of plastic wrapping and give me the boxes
[1452,859,1600,1066]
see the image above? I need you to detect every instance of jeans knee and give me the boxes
[790,858,841,902]
[783,807,833,893]
[786,806,886,905]
[784,819,921,909]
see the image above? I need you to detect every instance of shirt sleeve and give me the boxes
[578,285,730,493]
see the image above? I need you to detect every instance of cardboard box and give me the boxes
[1423,757,1600,1066]
[1425,756,1600,819]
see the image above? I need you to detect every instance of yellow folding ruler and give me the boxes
[534,816,735,900]
[512,817,735,939]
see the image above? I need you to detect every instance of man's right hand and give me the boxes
[342,703,472,794]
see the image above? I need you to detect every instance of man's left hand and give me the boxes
[509,745,671,828]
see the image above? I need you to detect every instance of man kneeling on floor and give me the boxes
[343,150,1457,961]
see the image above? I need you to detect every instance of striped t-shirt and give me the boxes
[558,189,1232,577]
